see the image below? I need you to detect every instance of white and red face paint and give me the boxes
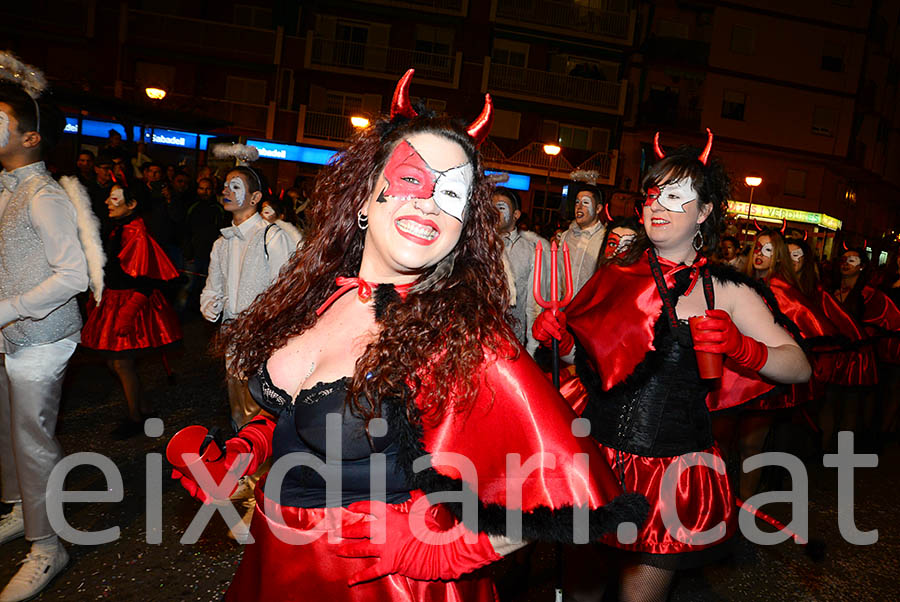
[841,254,861,267]
[382,141,472,222]
[644,178,697,213]
[108,187,126,207]
[604,229,636,258]
[754,241,774,258]
[225,176,247,207]
[789,247,804,263]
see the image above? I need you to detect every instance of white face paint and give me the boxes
[226,177,246,207]
[109,188,126,207]
[790,248,804,262]
[0,111,9,148]
[576,194,597,217]
[757,242,774,258]
[843,255,861,267]
[431,162,473,221]
[260,204,276,221]
[656,179,698,213]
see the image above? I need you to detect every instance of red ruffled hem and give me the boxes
[226,482,498,602]
[81,289,182,352]
[597,444,736,556]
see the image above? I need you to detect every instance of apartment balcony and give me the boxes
[492,0,635,45]
[350,0,468,16]
[305,33,462,88]
[128,10,277,63]
[482,140,618,186]
[484,60,627,114]
[301,109,355,143]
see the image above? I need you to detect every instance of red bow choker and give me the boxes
[316,277,413,316]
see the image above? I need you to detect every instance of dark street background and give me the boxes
[1,316,897,601]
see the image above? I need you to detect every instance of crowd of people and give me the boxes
[0,56,899,602]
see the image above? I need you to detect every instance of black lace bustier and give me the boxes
[248,364,410,508]
[580,322,713,457]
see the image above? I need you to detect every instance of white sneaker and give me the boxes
[0,506,25,546]
[0,542,68,602]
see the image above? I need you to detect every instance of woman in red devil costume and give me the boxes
[711,229,842,498]
[786,237,878,451]
[81,184,182,438]
[167,70,646,601]
[533,131,810,601]
[835,247,900,448]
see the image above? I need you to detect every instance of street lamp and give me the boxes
[145,87,167,100]
[350,115,370,128]
[543,144,562,218]
[744,175,762,240]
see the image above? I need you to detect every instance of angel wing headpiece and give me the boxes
[212,143,262,190]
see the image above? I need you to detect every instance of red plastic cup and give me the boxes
[166,425,227,482]
[688,316,724,379]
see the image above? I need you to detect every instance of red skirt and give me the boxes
[598,443,736,567]
[227,482,498,602]
[81,289,182,354]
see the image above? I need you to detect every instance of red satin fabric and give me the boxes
[117,218,180,281]
[227,483,497,602]
[418,340,625,511]
[861,286,900,364]
[597,444,736,555]
[81,289,182,352]
[816,287,878,386]
[564,251,776,412]
[565,252,688,392]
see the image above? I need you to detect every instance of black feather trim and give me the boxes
[373,283,402,322]
[384,392,650,542]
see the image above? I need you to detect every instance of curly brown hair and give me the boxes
[217,114,515,424]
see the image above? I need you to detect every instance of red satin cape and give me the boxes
[563,252,776,412]
[226,482,497,602]
[417,339,626,513]
[816,287,877,386]
[118,218,180,281]
[861,286,900,364]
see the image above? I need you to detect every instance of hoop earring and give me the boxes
[692,229,704,251]
[357,210,369,230]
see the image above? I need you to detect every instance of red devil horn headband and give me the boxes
[653,128,714,165]
[780,218,787,234]
[390,68,493,146]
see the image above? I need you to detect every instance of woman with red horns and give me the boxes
[167,70,646,601]
[533,130,810,601]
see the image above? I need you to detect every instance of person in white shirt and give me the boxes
[558,184,607,296]
[199,165,296,539]
[200,166,296,430]
[0,66,102,602]
[492,187,552,355]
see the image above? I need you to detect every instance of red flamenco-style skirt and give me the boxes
[598,444,737,569]
[226,480,497,602]
[81,289,182,355]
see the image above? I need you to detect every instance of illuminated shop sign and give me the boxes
[485,171,531,191]
[246,139,338,165]
[63,118,140,140]
[727,201,842,231]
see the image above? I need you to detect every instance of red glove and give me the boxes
[170,416,275,504]
[115,292,148,337]
[692,309,768,372]
[532,309,574,355]
[337,492,501,584]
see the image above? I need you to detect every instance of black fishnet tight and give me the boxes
[618,563,674,602]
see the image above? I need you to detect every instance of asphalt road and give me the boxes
[1,316,897,601]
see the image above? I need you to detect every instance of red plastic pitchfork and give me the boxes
[533,241,573,389]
